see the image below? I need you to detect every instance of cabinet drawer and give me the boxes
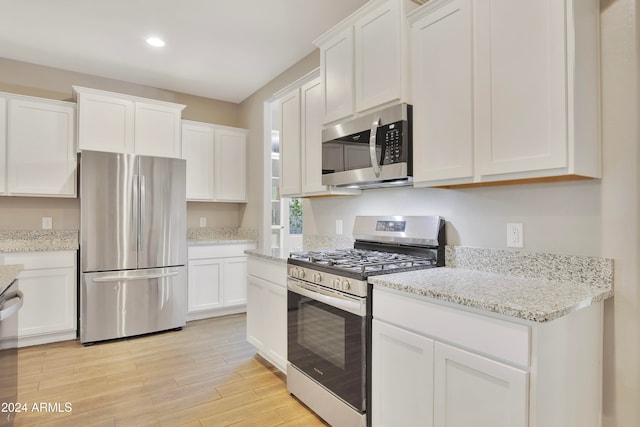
[248,257,286,287]
[188,243,255,260]
[1,251,76,270]
[373,288,530,367]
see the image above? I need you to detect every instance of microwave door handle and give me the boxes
[369,117,382,177]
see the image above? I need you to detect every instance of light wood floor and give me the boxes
[15,314,328,426]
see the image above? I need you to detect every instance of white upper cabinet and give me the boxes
[74,86,185,158]
[410,0,600,187]
[214,127,247,202]
[319,28,354,124]
[181,120,248,202]
[410,0,474,185]
[278,73,361,198]
[4,95,76,197]
[134,101,183,158]
[300,78,326,194]
[315,0,420,124]
[182,122,215,200]
[279,88,302,197]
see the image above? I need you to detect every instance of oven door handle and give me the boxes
[288,279,366,317]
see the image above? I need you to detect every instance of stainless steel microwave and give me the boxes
[321,103,412,189]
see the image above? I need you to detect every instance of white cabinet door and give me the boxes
[411,0,474,185]
[434,342,528,427]
[372,319,434,427]
[320,27,354,124]
[223,257,248,306]
[214,127,247,202]
[247,257,287,373]
[17,266,76,340]
[354,0,402,112]
[0,97,6,194]
[182,122,215,200]
[77,91,135,153]
[474,0,568,176]
[301,77,325,194]
[246,275,267,351]
[279,89,302,197]
[134,101,183,158]
[187,258,223,313]
[7,98,76,196]
[265,282,287,371]
[1,251,77,347]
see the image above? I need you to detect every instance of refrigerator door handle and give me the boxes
[132,174,140,253]
[139,174,146,252]
[92,272,179,283]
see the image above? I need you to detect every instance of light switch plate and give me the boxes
[335,219,343,235]
[199,217,207,227]
[42,217,53,230]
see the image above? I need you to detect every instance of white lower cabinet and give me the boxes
[434,342,528,427]
[372,319,434,427]
[246,256,287,373]
[186,243,255,321]
[0,251,76,347]
[372,288,604,427]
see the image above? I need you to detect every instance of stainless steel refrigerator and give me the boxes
[79,150,187,344]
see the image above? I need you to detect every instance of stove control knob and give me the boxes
[341,280,351,290]
[298,269,306,279]
[332,278,341,289]
[290,268,297,278]
[313,273,322,283]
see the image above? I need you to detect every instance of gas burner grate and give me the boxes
[289,248,437,274]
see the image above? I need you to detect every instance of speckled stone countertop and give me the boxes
[245,247,308,263]
[0,230,79,253]
[245,235,355,263]
[0,264,23,295]
[187,227,257,246]
[369,246,614,323]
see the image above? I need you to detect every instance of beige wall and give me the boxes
[0,58,246,230]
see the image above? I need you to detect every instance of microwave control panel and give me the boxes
[381,122,405,164]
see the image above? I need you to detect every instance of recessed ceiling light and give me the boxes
[146,37,165,47]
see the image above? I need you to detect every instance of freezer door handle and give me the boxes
[0,290,24,321]
[92,272,179,283]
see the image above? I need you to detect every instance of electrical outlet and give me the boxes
[42,217,53,230]
[506,223,523,248]
[335,219,343,235]
[199,217,207,227]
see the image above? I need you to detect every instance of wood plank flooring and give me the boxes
[14,314,328,427]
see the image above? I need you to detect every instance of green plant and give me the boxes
[289,198,302,234]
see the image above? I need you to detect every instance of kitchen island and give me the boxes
[368,246,613,427]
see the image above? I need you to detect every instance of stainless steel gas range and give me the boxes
[286,216,446,427]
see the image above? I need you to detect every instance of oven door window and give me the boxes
[288,290,366,412]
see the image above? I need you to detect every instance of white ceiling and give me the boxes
[0,0,368,103]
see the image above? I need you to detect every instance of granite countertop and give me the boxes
[370,246,614,323]
[245,247,301,263]
[187,227,257,247]
[0,230,79,253]
[0,264,23,296]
